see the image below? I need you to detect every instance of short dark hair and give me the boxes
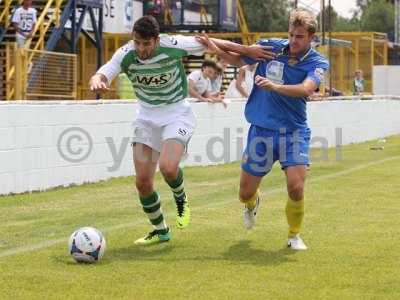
[133,16,160,39]
[201,60,218,70]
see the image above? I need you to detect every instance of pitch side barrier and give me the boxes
[0,98,399,195]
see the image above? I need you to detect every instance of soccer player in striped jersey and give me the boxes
[89,16,274,245]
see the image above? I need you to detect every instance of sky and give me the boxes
[299,0,358,18]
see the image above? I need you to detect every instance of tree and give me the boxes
[240,0,291,32]
[317,5,339,31]
[359,0,394,33]
[334,16,360,31]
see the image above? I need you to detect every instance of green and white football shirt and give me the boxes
[97,35,206,106]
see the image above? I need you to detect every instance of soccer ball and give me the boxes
[68,227,106,263]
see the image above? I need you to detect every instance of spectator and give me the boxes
[353,69,364,95]
[209,58,228,97]
[171,0,182,25]
[187,60,225,107]
[145,0,164,26]
[12,0,37,48]
[225,64,257,98]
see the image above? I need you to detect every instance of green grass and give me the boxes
[1,136,400,300]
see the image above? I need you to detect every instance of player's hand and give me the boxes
[89,74,109,93]
[255,75,276,91]
[247,45,275,60]
[196,34,220,54]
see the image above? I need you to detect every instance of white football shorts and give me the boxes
[132,105,196,153]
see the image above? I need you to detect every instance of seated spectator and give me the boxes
[12,0,37,48]
[353,69,364,95]
[209,57,228,97]
[188,60,227,108]
[225,64,257,98]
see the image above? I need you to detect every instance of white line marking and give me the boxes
[1,155,399,259]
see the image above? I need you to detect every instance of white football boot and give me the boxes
[287,234,308,250]
[243,196,260,230]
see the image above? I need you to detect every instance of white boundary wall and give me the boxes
[0,99,399,195]
[373,66,400,95]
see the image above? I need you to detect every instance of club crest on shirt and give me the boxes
[265,61,284,84]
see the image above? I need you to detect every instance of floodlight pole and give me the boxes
[328,0,332,96]
[294,0,298,8]
[321,0,325,45]
[395,0,400,44]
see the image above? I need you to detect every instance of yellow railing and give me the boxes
[25,0,65,51]
[5,0,65,100]
[0,0,18,29]
[237,0,252,45]
[13,48,77,100]
[95,31,388,97]
[0,42,17,100]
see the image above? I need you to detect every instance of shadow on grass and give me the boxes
[108,240,297,267]
[109,242,176,261]
[221,240,297,266]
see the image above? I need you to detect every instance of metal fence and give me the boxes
[1,44,77,100]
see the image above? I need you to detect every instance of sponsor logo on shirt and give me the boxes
[135,73,173,87]
[265,61,284,84]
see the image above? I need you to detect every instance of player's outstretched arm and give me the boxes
[255,75,317,98]
[89,45,127,94]
[196,34,245,67]
[210,38,275,61]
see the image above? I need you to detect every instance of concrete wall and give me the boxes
[0,99,399,195]
[373,66,400,95]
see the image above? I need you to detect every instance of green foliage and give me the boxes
[359,0,394,33]
[240,0,291,32]
[334,16,361,31]
[317,0,393,33]
[318,6,360,32]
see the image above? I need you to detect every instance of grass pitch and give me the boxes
[1,136,400,299]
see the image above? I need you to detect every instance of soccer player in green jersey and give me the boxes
[90,16,273,245]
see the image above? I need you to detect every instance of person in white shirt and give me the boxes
[188,60,227,107]
[225,64,257,98]
[210,58,228,96]
[12,0,37,48]
[187,60,216,101]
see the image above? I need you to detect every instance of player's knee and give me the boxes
[288,183,304,201]
[159,161,178,181]
[135,177,153,195]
